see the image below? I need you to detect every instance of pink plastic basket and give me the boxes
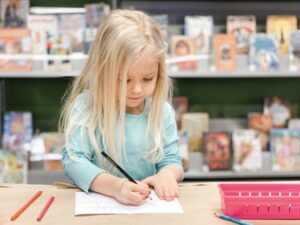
[218,183,300,219]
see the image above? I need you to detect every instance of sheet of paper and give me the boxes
[75,191,184,215]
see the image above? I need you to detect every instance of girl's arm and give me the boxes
[90,172,151,205]
[142,164,183,201]
[142,103,184,201]
[62,125,151,205]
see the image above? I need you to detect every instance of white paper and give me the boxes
[75,191,184,215]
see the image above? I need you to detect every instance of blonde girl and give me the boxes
[60,9,183,206]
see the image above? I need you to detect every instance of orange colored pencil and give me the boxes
[36,196,55,221]
[10,190,43,221]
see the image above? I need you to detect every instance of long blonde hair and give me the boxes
[59,9,172,167]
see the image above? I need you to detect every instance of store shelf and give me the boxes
[184,152,300,181]
[168,55,299,78]
[169,70,300,79]
[0,54,298,78]
[0,70,81,78]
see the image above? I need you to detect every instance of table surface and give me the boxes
[1,182,300,225]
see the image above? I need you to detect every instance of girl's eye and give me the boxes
[144,77,153,82]
[126,79,131,84]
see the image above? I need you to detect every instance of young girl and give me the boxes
[60,9,183,206]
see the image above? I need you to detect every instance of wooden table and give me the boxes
[1,182,300,225]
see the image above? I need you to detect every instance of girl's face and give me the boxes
[125,53,159,114]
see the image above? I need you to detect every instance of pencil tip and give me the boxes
[214,212,221,217]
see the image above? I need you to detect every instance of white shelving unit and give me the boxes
[185,152,300,180]
[0,55,298,78]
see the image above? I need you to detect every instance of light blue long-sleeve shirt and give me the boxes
[62,92,183,193]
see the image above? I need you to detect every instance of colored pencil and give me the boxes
[37,196,55,221]
[214,212,253,225]
[10,190,43,221]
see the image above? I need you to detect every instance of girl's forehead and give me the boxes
[128,54,159,75]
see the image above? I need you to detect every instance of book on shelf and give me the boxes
[58,13,85,53]
[0,28,32,71]
[232,129,262,171]
[289,118,300,129]
[43,132,64,171]
[270,128,300,171]
[181,112,209,152]
[184,15,213,54]
[0,0,29,28]
[170,35,198,71]
[46,33,71,71]
[202,131,232,171]
[178,130,189,172]
[248,112,273,151]
[29,132,64,171]
[0,80,4,147]
[263,96,291,128]
[84,2,110,28]
[249,34,279,71]
[0,148,27,183]
[2,111,33,151]
[289,30,300,72]
[27,15,58,54]
[83,26,97,54]
[226,15,256,54]
[84,3,110,54]
[171,96,188,131]
[153,14,169,45]
[266,15,297,54]
[213,34,237,71]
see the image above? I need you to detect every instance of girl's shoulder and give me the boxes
[70,90,90,124]
[163,101,175,117]
[73,90,90,111]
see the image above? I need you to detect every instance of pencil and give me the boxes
[10,190,43,221]
[214,212,253,225]
[37,196,55,221]
[101,151,137,183]
[101,151,152,200]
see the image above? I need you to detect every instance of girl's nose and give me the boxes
[132,82,142,94]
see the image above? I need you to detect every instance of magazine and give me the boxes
[170,35,198,71]
[267,15,297,54]
[289,30,300,71]
[171,96,188,130]
[213,34,237,71]
[202,132,232,171]
[0,148,27,183]
[264,96,291,128]
[232,129,262,171]
[248,112,273,151]
[249,34,279,71]
[27,15,58,54]
[270,129,300,171]
[227,15,256,54]
[43,132,64,171]
[2,111,33,151]
[0,0,29,28]
[184,15,213,54]
[0,28,32,71]
[182,113,209,152]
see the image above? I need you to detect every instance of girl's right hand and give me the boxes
[114,179,151,205]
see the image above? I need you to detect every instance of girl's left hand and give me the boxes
[141,169,179,201]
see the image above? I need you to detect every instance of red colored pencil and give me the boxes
[10,190,43,221]
[36,196,55,221]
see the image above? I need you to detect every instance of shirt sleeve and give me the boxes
[61,126,106,193]
[156,102,184,174]
[61,92,106,193]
